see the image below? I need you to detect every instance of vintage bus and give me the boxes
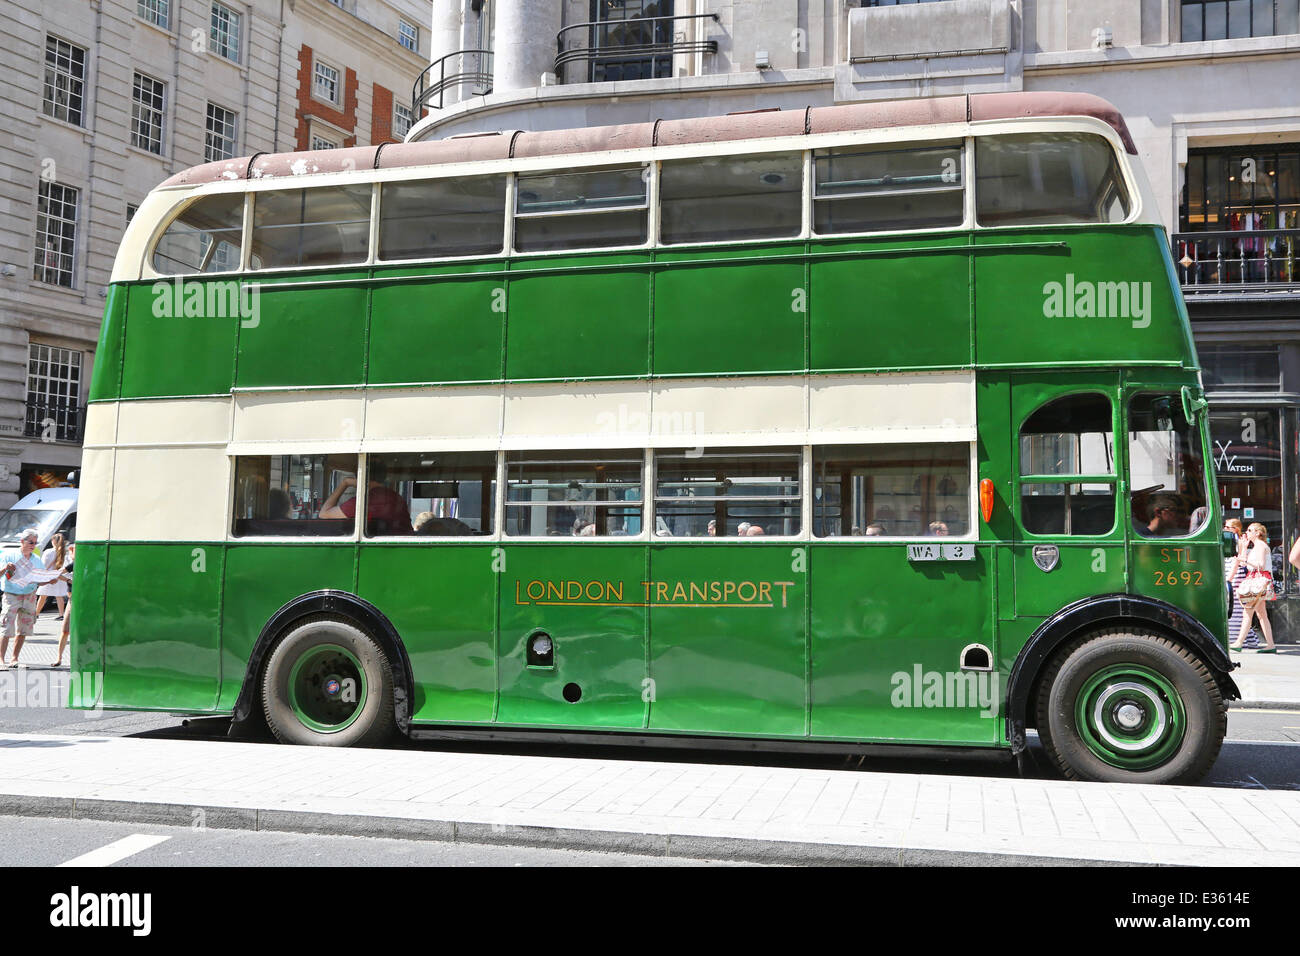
[73,91,1239,784]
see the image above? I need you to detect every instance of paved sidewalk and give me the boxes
[1,732,1298,865]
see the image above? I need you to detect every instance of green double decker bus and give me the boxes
[74,91,1240,783]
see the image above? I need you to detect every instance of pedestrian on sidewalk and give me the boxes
[34,532,70,620]
[0,529,44,667]
[1224,518,1257,647]
[1228,522,1279,653]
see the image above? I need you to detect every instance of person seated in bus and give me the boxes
[1136,492,1189,538]
[268,487,292,521]
[745,524,765,536]
[706,519,717,537]
[865,523,884,536]
[412,511,474,536]
[928,521,949,536]
[319,461,411,534]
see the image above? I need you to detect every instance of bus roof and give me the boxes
[159,91,1137,190]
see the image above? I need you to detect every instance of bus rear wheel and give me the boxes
[1035,628,1226,785]
[261,615,395,747]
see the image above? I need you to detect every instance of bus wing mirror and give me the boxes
[1181,385,1208,425]
[1222,530,1238,558]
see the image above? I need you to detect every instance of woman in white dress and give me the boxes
[34,533,69,620]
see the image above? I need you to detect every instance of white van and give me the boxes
[0,487,78,551]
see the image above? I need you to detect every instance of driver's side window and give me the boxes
[1128,393,1209,539]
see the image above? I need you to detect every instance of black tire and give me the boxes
[261,615,395,747]
[1035,628,1226,785]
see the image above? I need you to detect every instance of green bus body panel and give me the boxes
[357,545,496,722]
[809,236,972,371]
[369,276,504,384]
[89,285,127,401]
[216,545,357,711]
[653,246,806,375]
[1130,542,1228,641]
[236,282,368,389]
[974,227,1188,367]
[120,283,238,398]
[67,543,107,708]
[498,546,648,728]
[507,269,651,380]
[646,545,806,736]
[810,545,998,742]
[102,226,1198,401]
[102,544,222,711]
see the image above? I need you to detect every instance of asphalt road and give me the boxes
[2,666,1298,790]
[0,816,753,867]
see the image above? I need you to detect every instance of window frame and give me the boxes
[1125,388,1215,542]
[210,1,242,63]
[398,19,418,53]
[137,0,171,30]
[1016,390,1121,539]
[33,179,80,288]
[205,102,239,163]
[42,35,87,128]
[312,59,341,106]
[25,343,83,443]
[130,71,167,155]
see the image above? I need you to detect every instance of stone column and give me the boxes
[494,0,562,92]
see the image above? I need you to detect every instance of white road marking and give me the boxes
[58,834,171,867]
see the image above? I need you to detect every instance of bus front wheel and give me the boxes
[261,615,396,747]
[1035,628,1226,785]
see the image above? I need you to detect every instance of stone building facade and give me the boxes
[0,0,430,506]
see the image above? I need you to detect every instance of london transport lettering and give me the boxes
[514,579,798,608]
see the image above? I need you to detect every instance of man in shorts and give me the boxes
[1,529,44,667]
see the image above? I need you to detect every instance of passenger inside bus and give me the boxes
[320,460,412,535]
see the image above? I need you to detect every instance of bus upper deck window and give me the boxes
[513,166,647,253]
[1128,394,1209,539]
[1019,394,1116,536]
[813,142,964,235]
[249,184,372,270]
[654,447,801,538]
[378,175,505,260]
[660,152,803,245]
[976,132,1132,227]
[151,193,244,275]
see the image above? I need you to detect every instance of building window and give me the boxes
[1181,0,1300,41]
[1201,345,1282,392]
[313,60,340,104]
[310,134,340,150]
[126,203,138,226]
[131,72,166,154]
[205,103,238,162]
[210,2,241,61]
[42,36,87,127]
[398,19,418,52]
[25,344,83,443]
[588,0,675,83]
[34,180,78,288]
[1176,143,1300,286]
[393,102,412,138]
[137,0,170,29]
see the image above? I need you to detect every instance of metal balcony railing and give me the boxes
[412,49,493,114]
[24,400,85,444]
[555,12,719,84]
[1173,229,1300,291]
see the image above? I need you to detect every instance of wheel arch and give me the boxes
[1006,593,1240,752]
[233,590,415,734]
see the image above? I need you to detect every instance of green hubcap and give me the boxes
[1075,664,1186,770]
[287,643,367,734]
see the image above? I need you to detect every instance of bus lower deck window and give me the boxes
[813,443,971,538]
[654,447,801,537]
[505,450,643,536]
